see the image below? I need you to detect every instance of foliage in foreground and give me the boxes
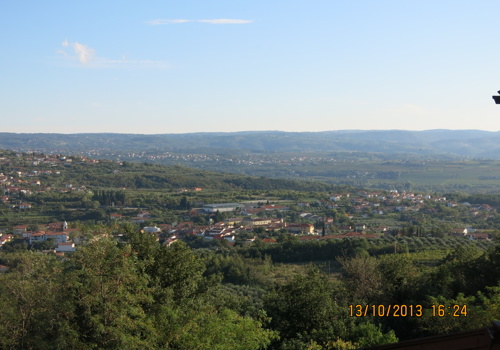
[0,236,276,350]
[3,232,500,349]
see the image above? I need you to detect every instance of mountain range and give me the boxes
[2,129,500,159]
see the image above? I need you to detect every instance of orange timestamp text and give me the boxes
[348,304,467,317]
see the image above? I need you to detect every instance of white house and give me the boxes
[30,231,68,244]
[45,232,68,244]
[55,242,76,252]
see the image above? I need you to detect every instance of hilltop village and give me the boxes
[0,151,497,253]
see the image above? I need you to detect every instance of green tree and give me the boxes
[338,255,383,303]
[264,268,397,348]
[165,306,277,350]
[414,293,488,337]
[64,239,156,349]
[425,245,486,298]
[179,196,191,210]
[127,231,277,349]
[0,252,75,350]
[377,254,421,303]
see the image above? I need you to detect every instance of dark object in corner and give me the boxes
[362,321,500,350]
[493,90,500,104]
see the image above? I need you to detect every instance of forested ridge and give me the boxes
[3,130,500,158]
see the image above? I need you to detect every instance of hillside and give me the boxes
[4,131,500,192]
[2,129,500,158]
[0,150,338,193]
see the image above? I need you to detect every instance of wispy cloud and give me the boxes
[72,42,95,64]
[147,18,253,25]
[56,40,169,69]
[58,40,95,64]
[148,19,191,25]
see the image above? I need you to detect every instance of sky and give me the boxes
[2,0,500,134]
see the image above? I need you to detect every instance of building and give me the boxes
[29,231,68,245]
[203,203,243,213]
[287,223,314,234]
[242,217,273,227]
[55,242,76,252]
[13,225,28,235]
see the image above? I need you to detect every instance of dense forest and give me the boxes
[2,227,500,349]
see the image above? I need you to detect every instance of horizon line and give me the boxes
[0,129,496,136]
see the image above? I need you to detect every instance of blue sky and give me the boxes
[2,0,500,134]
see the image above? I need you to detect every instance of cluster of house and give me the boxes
[0,153,98,167]
[110,204,314,236]
[110,210,156,224]
[302,191,498,223]
[100,191,495,245]
[109,205,317,246]
[0,153,96,208]
[10,221,77,253]
[2,186,496,255]
[321,191,448,215]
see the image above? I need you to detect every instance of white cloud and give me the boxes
[72,42,95,64]
[57,40,94,64]
[57,40,169,69]
[147,19,192,25]
[147,18,253,25]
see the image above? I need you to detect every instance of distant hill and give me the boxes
[0,149,338,193]
[1,130,500,158]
